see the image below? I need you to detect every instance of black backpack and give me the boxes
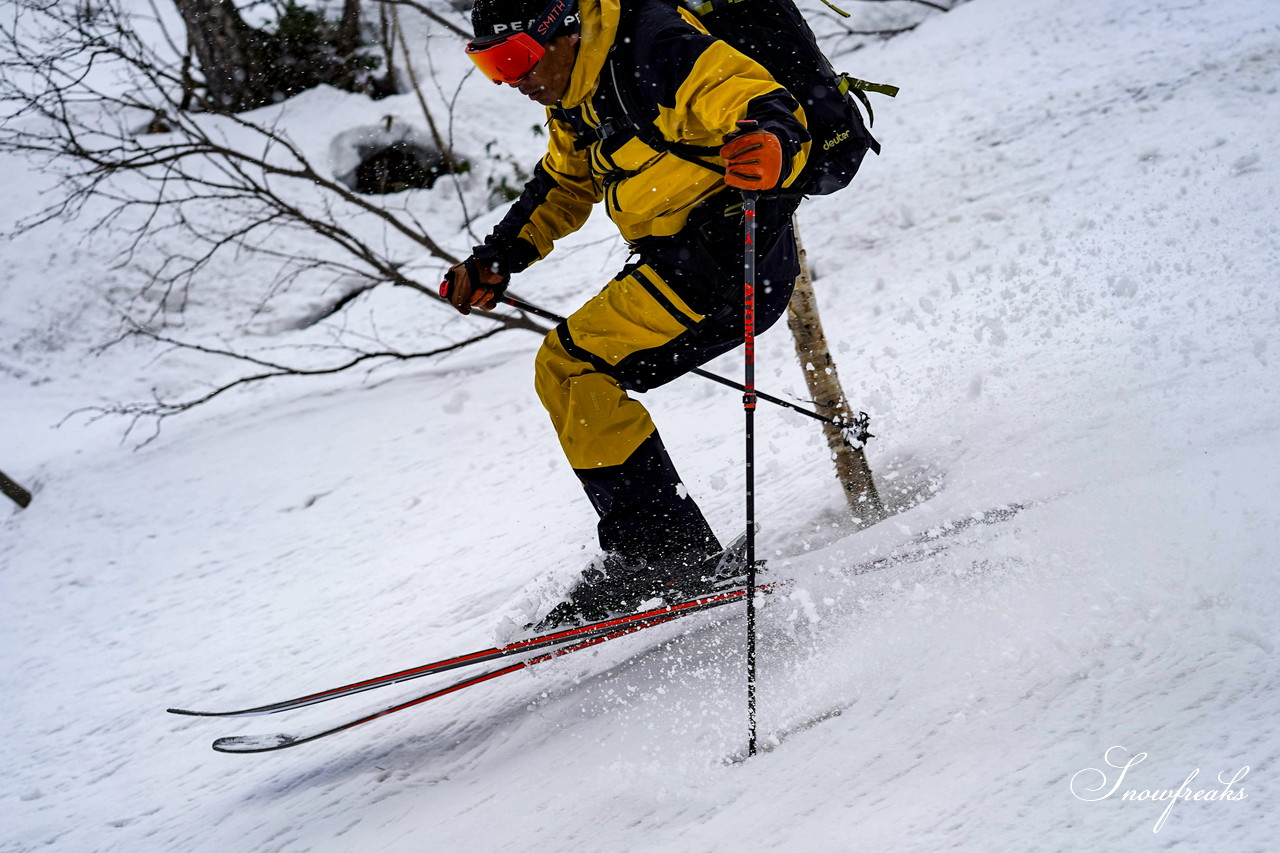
[607,0,898,196]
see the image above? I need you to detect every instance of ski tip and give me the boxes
[213,733,300,754]
[168,706,248,718]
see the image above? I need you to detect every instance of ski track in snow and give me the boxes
[3,0,1279,850]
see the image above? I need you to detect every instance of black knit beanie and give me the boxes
[471,0,580,39]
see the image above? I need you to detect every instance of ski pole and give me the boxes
[437,283,874,450]
[740,176,760,758]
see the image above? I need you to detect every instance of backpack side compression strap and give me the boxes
[839,74,898,139]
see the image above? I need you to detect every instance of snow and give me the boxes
[3,0,1279,849]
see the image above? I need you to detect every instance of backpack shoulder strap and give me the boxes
[604,50,726,171]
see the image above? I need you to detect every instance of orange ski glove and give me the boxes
[720,130,785,190]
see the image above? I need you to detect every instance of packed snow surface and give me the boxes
[3,0,1278,850]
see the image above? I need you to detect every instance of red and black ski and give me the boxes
[169,582,779,721]
[176,501,1034,753]
[210,610,691,753]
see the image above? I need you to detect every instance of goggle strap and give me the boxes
[526,0,577,47]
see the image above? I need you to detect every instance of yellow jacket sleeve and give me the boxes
[479,112,605,272]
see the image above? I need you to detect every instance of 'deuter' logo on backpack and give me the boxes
[823,129,851,152]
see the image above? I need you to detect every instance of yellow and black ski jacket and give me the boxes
[476,0,811,274]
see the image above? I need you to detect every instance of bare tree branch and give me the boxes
[0,0,499,326]
[391,3,458,173]
[810,0,955,56]
[378,0,472,39]
[836,0,953,11]
[0,0,544,436]
[76,320,515,447]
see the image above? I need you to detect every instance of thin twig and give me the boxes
[77,323,515,447]
[377,0,472,39]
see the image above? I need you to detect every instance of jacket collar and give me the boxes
[559,0,619,109]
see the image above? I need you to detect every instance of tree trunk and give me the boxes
[335,0,362,56]
[172,0,276,112]
[1,469,32,509]
[787,216,887,526]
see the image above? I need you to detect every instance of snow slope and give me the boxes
[3,0,1279,850]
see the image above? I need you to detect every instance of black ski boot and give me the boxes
[528,553,657,633]
[527,531,763,634]
[640,528,762,603]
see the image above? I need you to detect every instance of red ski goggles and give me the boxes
[466,32,546,85]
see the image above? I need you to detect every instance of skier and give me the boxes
[444,0,811,627]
